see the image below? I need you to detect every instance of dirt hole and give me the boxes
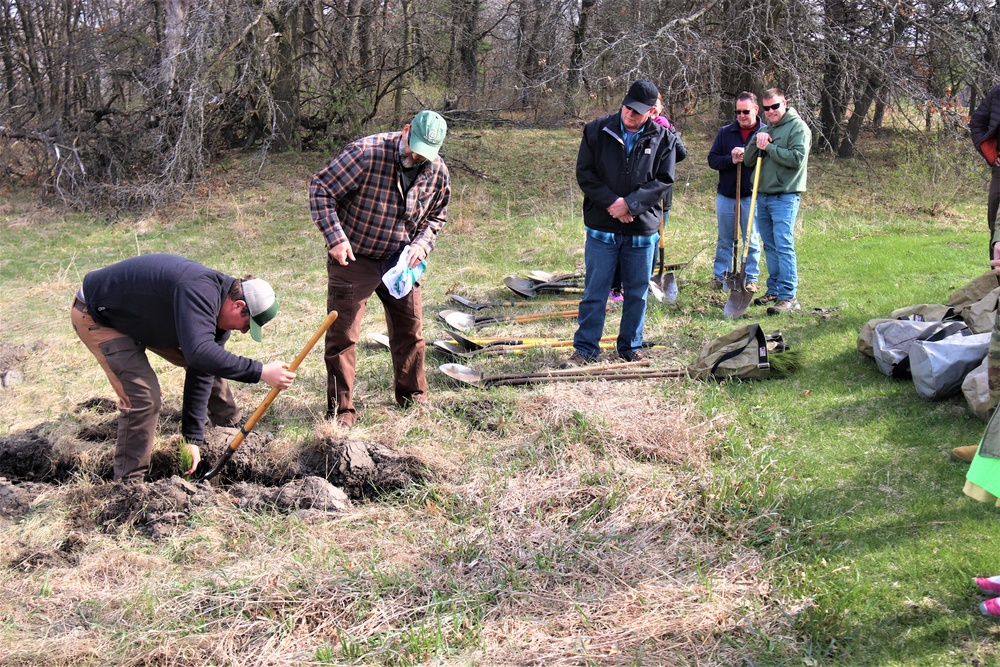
[0,400,428,540]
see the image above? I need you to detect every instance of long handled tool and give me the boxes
[650,200,679,303]
[723,163,742,293]
[723,157,762,319]
[449,294,580,311]
[440,308,580,332]
[527,270,583,283]
[447,330,617,351]
[433,338,662,359]
[504,276,585,298]
[440,361,687,387]
[201,310,339,482]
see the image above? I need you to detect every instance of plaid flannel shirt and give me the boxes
[309,131,451,260]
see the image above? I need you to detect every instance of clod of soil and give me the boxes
[0,400,429,540]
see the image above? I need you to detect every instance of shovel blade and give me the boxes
[652,271,678,304]
[723,288,754,319]
[503,276,539,298]
[442,310,478,331]
[439,362,484,386]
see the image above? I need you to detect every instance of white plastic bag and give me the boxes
[910,332,990,400]
[382,246,427,299]
[872,319,969,378]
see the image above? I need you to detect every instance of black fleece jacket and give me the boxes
[82,254,262,443]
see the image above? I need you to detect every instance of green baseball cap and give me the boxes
[408,110,447,161]
[241,278,279,342]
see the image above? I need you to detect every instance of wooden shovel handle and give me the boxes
[201,310,339,481]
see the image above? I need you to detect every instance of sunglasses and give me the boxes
[625,106,646,115]
[762,102,783,111]
[735,109,753,115]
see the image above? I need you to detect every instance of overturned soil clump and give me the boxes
[0,401,428,539]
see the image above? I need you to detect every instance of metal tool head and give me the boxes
[439,362,484,385]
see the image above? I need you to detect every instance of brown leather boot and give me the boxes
[950,445,978,462]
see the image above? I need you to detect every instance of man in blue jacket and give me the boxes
[707,92,763,292]
[71,254,296,481]
[563,79,678,367]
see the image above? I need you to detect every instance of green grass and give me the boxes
[2,125,1000,665]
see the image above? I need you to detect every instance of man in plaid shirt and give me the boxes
[310,110,450,427]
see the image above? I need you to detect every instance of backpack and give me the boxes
[688,324,789,381]
[871,320,970,379]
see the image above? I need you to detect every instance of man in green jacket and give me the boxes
[743,88,811,314]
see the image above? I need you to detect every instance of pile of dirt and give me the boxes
[0,400,429,539]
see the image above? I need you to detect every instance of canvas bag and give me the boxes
[963,357,994,421]
[947,272,1000,310]
[909,332,990,400]
[959,286,1000,334]
[688,324,785,381]
[858,306,958,358]
[871,320,970,379]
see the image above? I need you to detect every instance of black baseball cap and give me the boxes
[621,79,658,115]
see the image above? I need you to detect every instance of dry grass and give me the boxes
[0,377,796,666]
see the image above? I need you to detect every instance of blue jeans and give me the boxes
[755,193,800,300]
[713,194,761,283]
[573,229,657,358]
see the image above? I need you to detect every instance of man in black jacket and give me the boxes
[970,83,1000,258]
[71,254,295,481]
[563,79,678,367]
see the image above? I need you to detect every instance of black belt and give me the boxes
[73,290,87,312]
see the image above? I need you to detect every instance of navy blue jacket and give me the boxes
[576,112,678,236]
[82,254,263,443]
[707,118,762,198]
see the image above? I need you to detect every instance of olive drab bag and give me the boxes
[688,323,786,381]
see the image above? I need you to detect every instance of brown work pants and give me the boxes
[71,296,240,481]
[324,253,426,422]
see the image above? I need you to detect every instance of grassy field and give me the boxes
[2,120,1000,666]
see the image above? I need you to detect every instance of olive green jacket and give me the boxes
[743,106,810,194]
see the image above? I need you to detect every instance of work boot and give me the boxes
[754,293,778,306]
[619,349,645,362]
[327,410,357,428]
[767,298,801,315]
[950,445,978,462]
[560,352,595,369]
[709,279,724,290]
[744,281,758,293]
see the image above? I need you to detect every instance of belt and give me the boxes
[73,289,87,312]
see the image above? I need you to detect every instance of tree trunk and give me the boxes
[268,1,302,152]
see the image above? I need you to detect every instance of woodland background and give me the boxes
[1,0,999,211]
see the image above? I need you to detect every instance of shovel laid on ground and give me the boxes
[440,361,687,387]
[527,270,583,283]
[201,310,339,482]
[650,201,679,303]
[433,338,662,359]
[439,308,580,331]
[503,276,585,298]
[447,330,616,351]
[449,294,580,311]
[723,158,761,319]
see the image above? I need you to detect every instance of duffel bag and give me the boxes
[910,332,990,400]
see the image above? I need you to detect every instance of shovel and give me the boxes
[201,310,339,482]
[449,294,580,311]
[650,201,679,303]
[440,361,687,387]
[527,270,583,283]
[723,158,762,319]
[504,276,585,298]
[434,338,662,359]
[440,308,580,332]
[447,330,615,351]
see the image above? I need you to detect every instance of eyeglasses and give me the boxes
[762,102,783,111]
[735,109,753,115]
